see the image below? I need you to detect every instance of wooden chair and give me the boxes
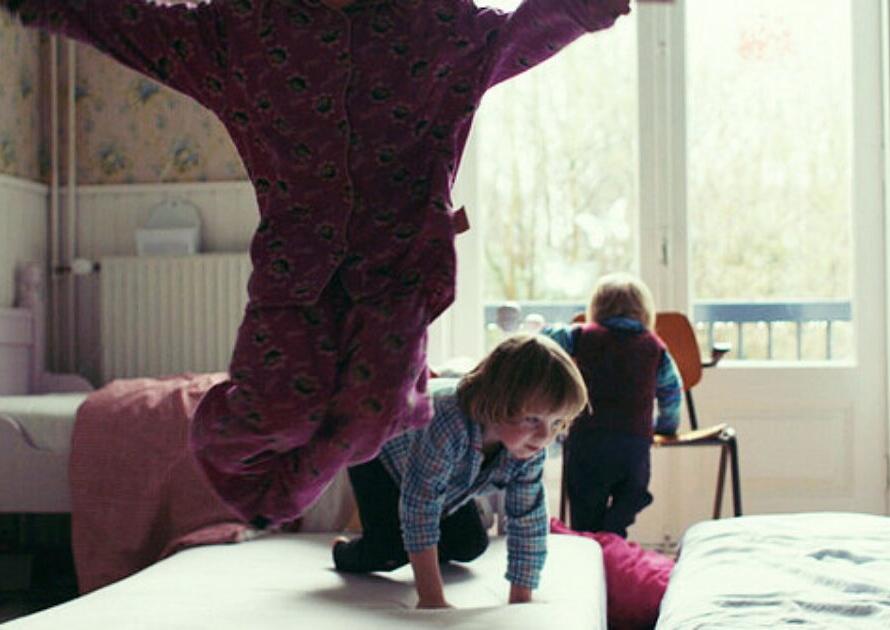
[652,311,741,518]
[558,311,742,524]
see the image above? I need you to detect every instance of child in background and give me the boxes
[1,0,633,528]
[542,272,682,537]
[333,334,587,608]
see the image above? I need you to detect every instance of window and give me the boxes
[474,1,639,350]
[470,1,856,362]
[686,0,854,361]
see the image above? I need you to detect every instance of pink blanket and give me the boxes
[550,518,675,630]
[69,373,251,593]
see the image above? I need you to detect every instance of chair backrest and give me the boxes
[654,311,702,391]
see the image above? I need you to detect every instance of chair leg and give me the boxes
[713,444,728,519]
[728,436,742,516]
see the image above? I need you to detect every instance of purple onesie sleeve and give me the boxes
[468,0,627,89]
[7,0,250,112]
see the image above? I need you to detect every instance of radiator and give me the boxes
[100,254,251,381]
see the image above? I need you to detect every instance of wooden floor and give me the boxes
[0,515,78,623]
[0,547,78,623]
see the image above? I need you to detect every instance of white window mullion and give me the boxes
[883,0,890,512]
[427,132,485,367]
[448,129,485,362]
[638,1,688,313]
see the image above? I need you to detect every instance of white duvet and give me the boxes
[656,512,890,629]
[8,532,606,629]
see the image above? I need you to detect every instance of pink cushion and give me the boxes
[550,517,675,630]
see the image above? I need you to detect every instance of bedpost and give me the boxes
[18,262,45,393]
[17,261,93,393]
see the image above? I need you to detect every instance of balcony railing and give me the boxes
[484,299,853,361]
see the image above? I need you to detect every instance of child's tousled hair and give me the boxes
[456,334,587,427]
[587,272,655,329]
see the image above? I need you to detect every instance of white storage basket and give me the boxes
[136,199,201,256]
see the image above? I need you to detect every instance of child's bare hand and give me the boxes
[601,0,631,16]
[509,584,533,604]
[416,598,453,609]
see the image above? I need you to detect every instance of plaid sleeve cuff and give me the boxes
[402,517,441,553]
[505,535,547,589]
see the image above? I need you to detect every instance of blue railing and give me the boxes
[692,300,851,360]
[484,299,853,361]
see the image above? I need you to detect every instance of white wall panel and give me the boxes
[69,181,256,382]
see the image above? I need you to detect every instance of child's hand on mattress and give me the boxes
[602,0,631,16]
[410,548,451,609]
[416,598,453,609]
[509,584,533,604]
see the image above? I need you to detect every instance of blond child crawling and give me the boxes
[333,334,587,607]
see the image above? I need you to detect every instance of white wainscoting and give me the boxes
[62,180,461,385]
[70,181,470,383]
[67,181,257,383]
[99,254,251,381]
[73,181,259,258]
[0,174,48,309]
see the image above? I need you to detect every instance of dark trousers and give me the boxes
[334,458,489,572]
[565,429,653,538]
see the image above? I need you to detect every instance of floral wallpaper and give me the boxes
[1,7,246,185]
[0,11,45,181]
[75,45,246,184]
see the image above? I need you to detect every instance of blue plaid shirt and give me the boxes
[543,317,683,434]
[378,380,548,589]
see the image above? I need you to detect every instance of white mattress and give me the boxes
[0,392,87,454]
[656,512,890,629]
[8,532,606,629]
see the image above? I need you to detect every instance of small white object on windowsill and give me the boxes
[135,198,202,256]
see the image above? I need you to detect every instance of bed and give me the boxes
[1,264,609,628]
[5,531,607,629]
[3,365,610,628]
[656,512,890,629]
[0,263,93,513]
[0,391,89,512]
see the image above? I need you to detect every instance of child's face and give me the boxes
[489,409,567,460]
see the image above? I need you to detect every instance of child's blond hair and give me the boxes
[456,334,587,428]
[587,272,655,330]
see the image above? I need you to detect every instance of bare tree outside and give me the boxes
[687,0,852,302]
[686,0,854,360]
[475,1,638,303]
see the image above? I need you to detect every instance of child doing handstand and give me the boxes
[543,272,682,537]
[333,334,587,607]
[1,0,631,528]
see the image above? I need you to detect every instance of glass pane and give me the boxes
[686,0,854,361]
[473,1,639,340]
[469,2,639,520]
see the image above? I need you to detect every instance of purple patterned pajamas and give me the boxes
[9,0,626,526]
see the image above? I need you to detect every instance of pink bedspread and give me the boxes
[550,518,675,630]
[69,373,251,593]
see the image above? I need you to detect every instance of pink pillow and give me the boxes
[550,517,675,630]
